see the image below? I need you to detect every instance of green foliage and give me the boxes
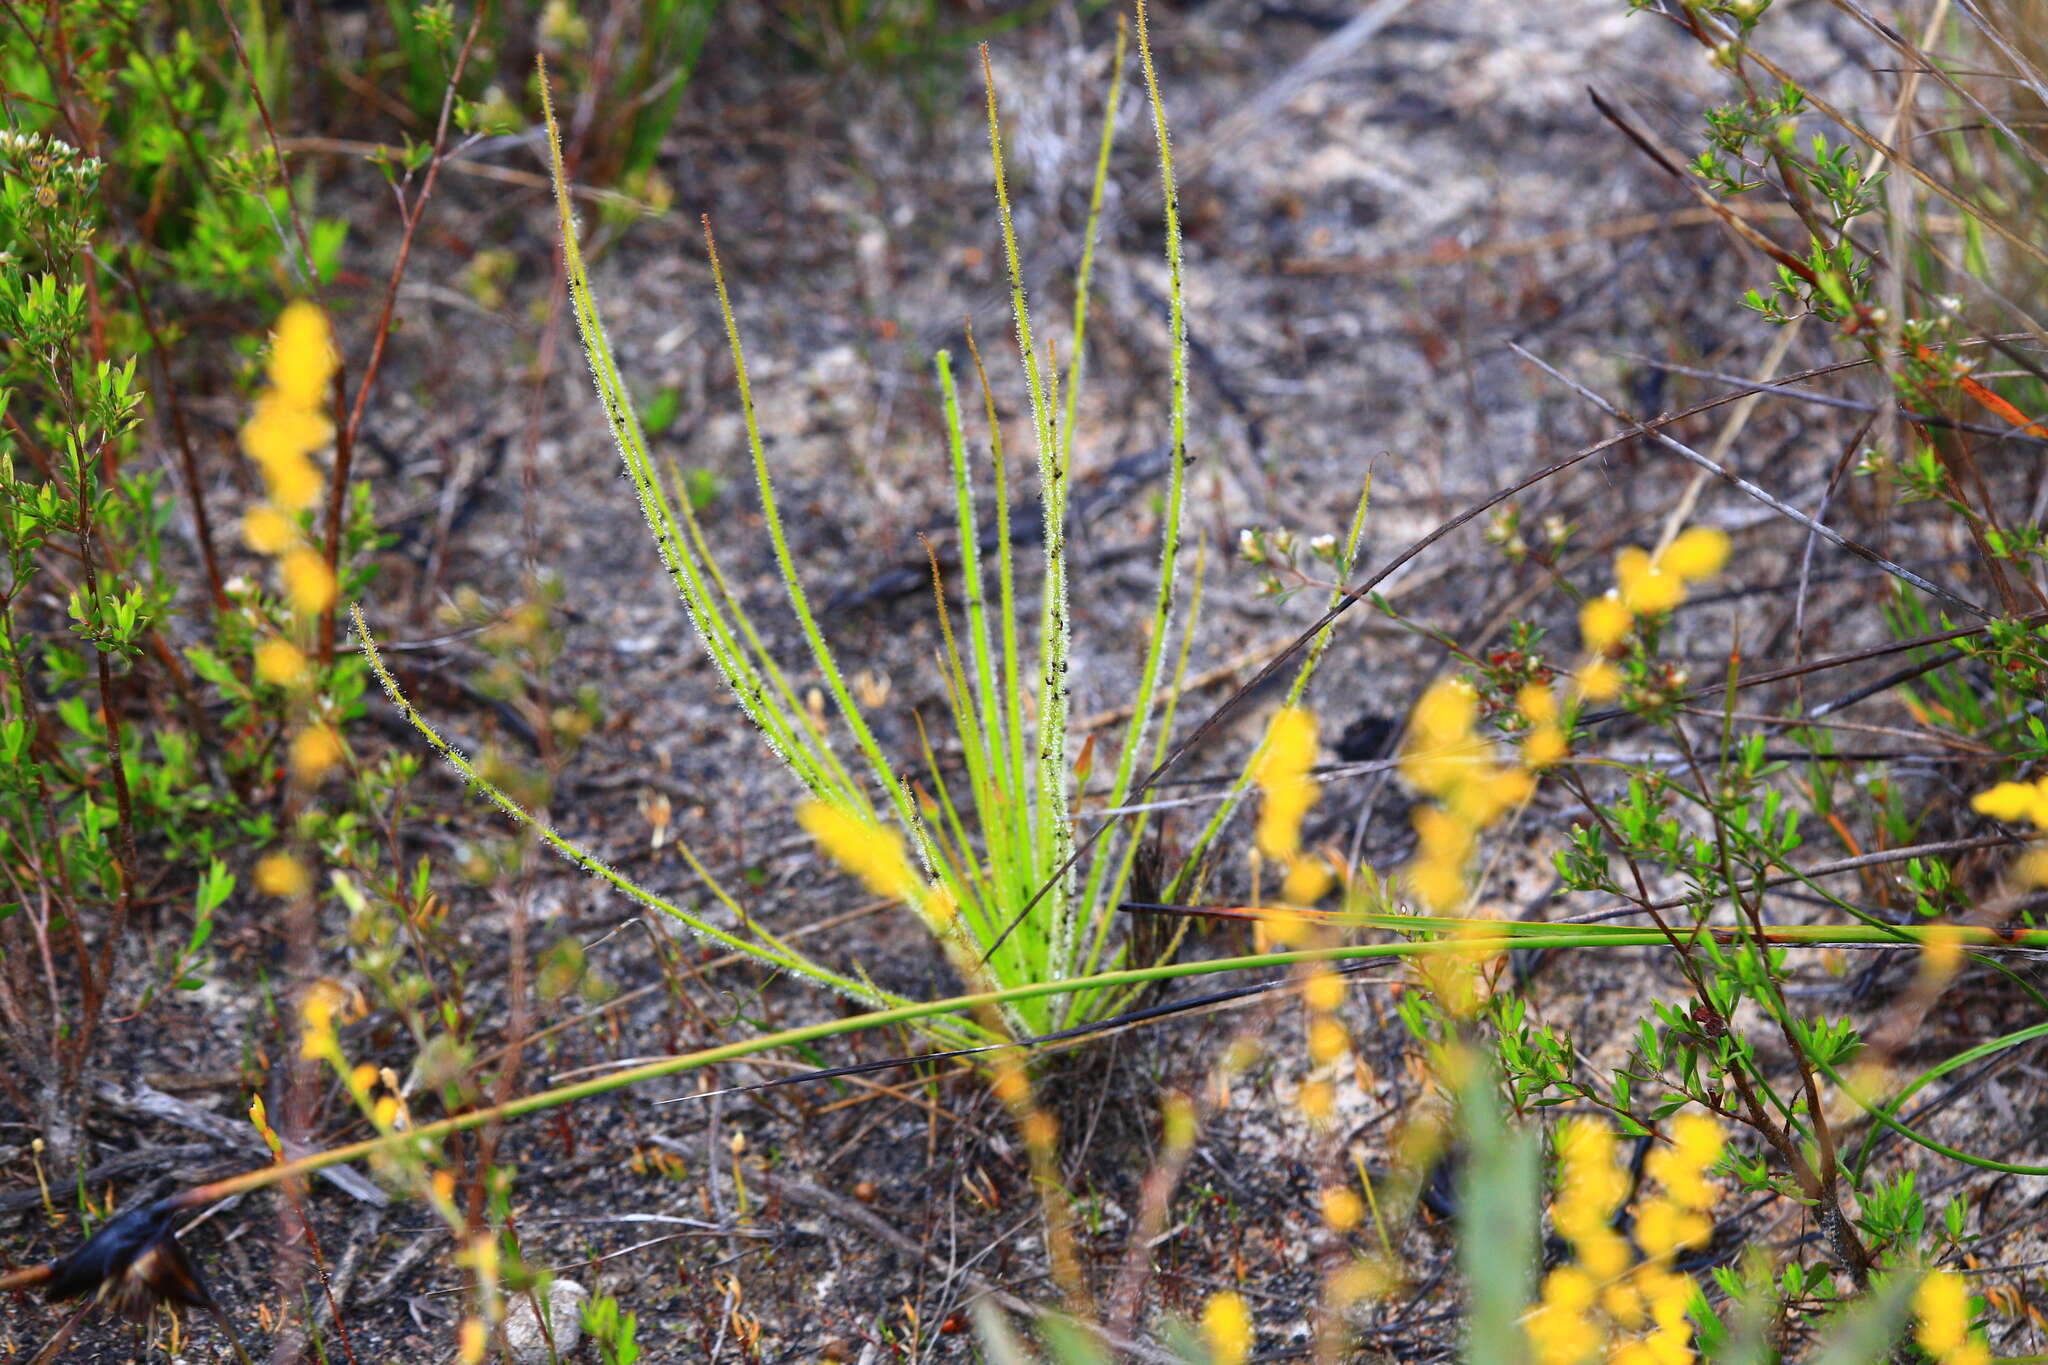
[773,0,1042,74]
[1457,1054,1540,1365]
[1452,0,2048,1354]
[582,1291,641,1365]
[0,0,389,1181]
[377,0,719,188]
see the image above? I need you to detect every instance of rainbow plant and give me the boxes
[361,7,1365,1044]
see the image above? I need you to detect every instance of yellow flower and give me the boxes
[1260,908,1314,947]
[256,851,311,898]
[1414,805,1476,862]
[1575,659,1623,700]
[1281,854,1333,906]
[1517,683,1558,724]
[1970,781,2034,821]
[1254,705,1319,781]
[1970,779,2048,827]
[798,800,920,902]
[1643,1326,1695,1365]
[243,503,297,554]
[2014,848,2048,887]
[1020,1109,1058,1149]
[457,1316,488,1365]
[1580,593,1634,652]
[1326,1258,1389,1306]
[1661,526,1730,580]
[1254,708,1320,860]
[1556,1118,1628,1222]
[1407,852,1466,911]
[1399,738,1485,799]
[1553,1119,1633,1280]
[1320,1185,1364,1231]
[1646,1113,1724,1211]
[1307,1016,1349,1065]
[1257,778,1315,860]
[282,547,338,613]
[1542,1265,1597,1314]
[268,301,339,410]
[1446,764,1534,827]
[1602,1277,1645,1329]
[290,724,344,783]
[1616,546,1686,614]
[1632,1196,1710,1259]
[991,1064,1030,1105]
[297,980,346,1063]
[1562,1223,1632,1283]
[1915,1269,1978,1359]
[1523,723,1568,769]
[1411,678,1477,745]
[242,392,334,466]
[1639,1265,1695,1328]
[1301,967,1345,1013]
[1201,1291,1253,1365]
[1297,1079,1335,1124]
[1667,1113,1725,1169]
[255,636,309,686]
[258,449,324,513]
[1528,1267,1602,1365]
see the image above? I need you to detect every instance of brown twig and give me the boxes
[316,9,485,663]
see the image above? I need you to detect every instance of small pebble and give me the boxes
[501,1279,588,1363]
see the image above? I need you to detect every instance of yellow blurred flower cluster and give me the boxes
[1526,1113,1725,1365]
[1202,1289,1253,1365]
[1253,707,1333,905]
[297,977,353,1065]
[797,799,955,925]
[240,302,348,789]
[1518,681,1568,770]
[1574,528,1730,701]
[1914,1268,1988,1365]
[1399,678,1533,911]
[1965,780,2048,891]
[1294,962,1353,1126]
[1970,777,2048,829]
[240,300,339,617]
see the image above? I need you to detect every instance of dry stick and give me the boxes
[276,136,656,212]
[1832,0,2048,180]
[1655,317,1805,554]
[316,10,485,664]
[1279,202,1803,276]
[1506,341,1993,621]
[1629,357,2048,448]
[121,271,228,608]
[72,444,142,1098]
[1952,0,2048,108]
[1792,417,1878,715]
